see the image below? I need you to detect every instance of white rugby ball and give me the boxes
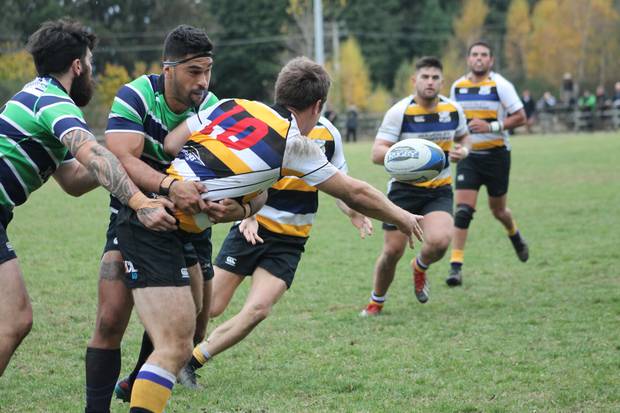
[384,138,445,183]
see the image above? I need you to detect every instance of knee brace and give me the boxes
[454,204,476,229]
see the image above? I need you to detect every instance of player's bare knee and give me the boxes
[423,238,450,261]
[245,302,271,326]
[208,301,226,318]
[382,244,405,264]
[454,204,476,229]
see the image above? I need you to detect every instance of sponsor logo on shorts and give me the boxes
[225,256,237,266]
[113,237,118,245]
[457,174,464,181]
[181,268,189,278]
[6,242,13,252]
[124,260,139,280]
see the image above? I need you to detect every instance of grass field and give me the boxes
[1,132,619,412]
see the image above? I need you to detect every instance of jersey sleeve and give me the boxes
[496,76,524,114]
[375,99,406,143]
[185,101,223,134]
[106,83,147,135]
[283,134,338,187]
[36,97,90,141]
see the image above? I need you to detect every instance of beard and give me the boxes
[70,70,95,107]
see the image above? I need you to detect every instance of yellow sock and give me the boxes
[450,249,464,264]
[130,363,174,413]
[192,343,210,365]
[507,219,518,236]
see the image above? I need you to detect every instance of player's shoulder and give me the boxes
[438,94,463,111]
[451,75,469,88]
[124,74,159,98]
[489,72,515,88]
[313,116,340,142]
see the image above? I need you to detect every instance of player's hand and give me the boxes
[239,216,263,245]
[136,197,178,232]
[397,212,424,248]
[204,198,245,224]
[468,118,490,133]
[350,214,373,239]
[449,143,469,162]
[169,181,207,215]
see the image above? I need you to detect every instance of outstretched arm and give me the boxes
[61,129,177,231]
[163,121,192,156]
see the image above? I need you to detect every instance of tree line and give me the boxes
[0,0,618,129]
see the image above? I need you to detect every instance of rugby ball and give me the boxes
[384,138,445,183]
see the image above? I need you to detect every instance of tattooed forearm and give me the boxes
[63,130,139,205]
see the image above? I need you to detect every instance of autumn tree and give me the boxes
[440,0,490,94]
[329,36,371,111]
[504,0,530,85]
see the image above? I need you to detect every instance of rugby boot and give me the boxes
[177,363,201,390]
[114,376,131,403]
[510,232,529,262]
[446,266,462,286]
[413,263,429,303]
[360,302,383,317]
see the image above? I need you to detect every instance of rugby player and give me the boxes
[83,25,261,413]
[175,116,373,388]
[119,56,423,413]
[0,20,173,377]
[360,56,470,316]
[446,41,528,287]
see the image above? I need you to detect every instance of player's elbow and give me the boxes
[371,151,384,165]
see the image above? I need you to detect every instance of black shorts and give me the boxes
[116,205,210,289]
[214,224,306,289]
[0,205,16,264]
[382,182,453,231]
[455,147,511,197]
[104,208,213,281]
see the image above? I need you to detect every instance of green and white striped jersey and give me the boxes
[105,74,218,211]
[0,76,86,207]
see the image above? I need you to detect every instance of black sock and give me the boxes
[188,355,203,371]
[451,262,463,270]
[128,331,154,386]
[509,231,524,248]
[84,347,121,413]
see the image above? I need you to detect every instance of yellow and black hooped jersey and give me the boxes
[256,116,347,238]
[376,94,468,188]
[450,72,523,153]
[167,99,338,233]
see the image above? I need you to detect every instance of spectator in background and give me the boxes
[613,82,620,107]
[521,89,536,133]
[561,72,576,108]
[345,105,358,142]
[323,105,338,125]
[537,91,557,133]
[595,85,610,110]
[578,90,596,111]
[537,91,556,110]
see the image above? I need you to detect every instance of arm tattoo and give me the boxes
[63,129,138,205]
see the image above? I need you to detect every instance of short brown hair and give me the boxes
[415,56,443,71]
[275,57,330,111]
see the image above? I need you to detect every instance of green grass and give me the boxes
[1,132,620,412]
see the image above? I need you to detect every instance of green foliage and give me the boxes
[2,133,620,412]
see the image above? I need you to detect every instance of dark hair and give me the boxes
[163,25,213,61]
[468,41,493,56]
[275,57,331,111]
[415,56,443,71]
[27,19,97,76]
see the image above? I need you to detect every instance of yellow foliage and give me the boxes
[338,37,371,111]
[504,0,530,77]
[132,61,161,78]
[527,0,620,88]
[453,0,489,47]
[0,50,36,82]
[392,58,415,99]
[96,63,130,109]
[367,85,392,114]
[440,0,488,93]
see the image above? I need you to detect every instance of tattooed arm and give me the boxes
[61,129,177,231]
